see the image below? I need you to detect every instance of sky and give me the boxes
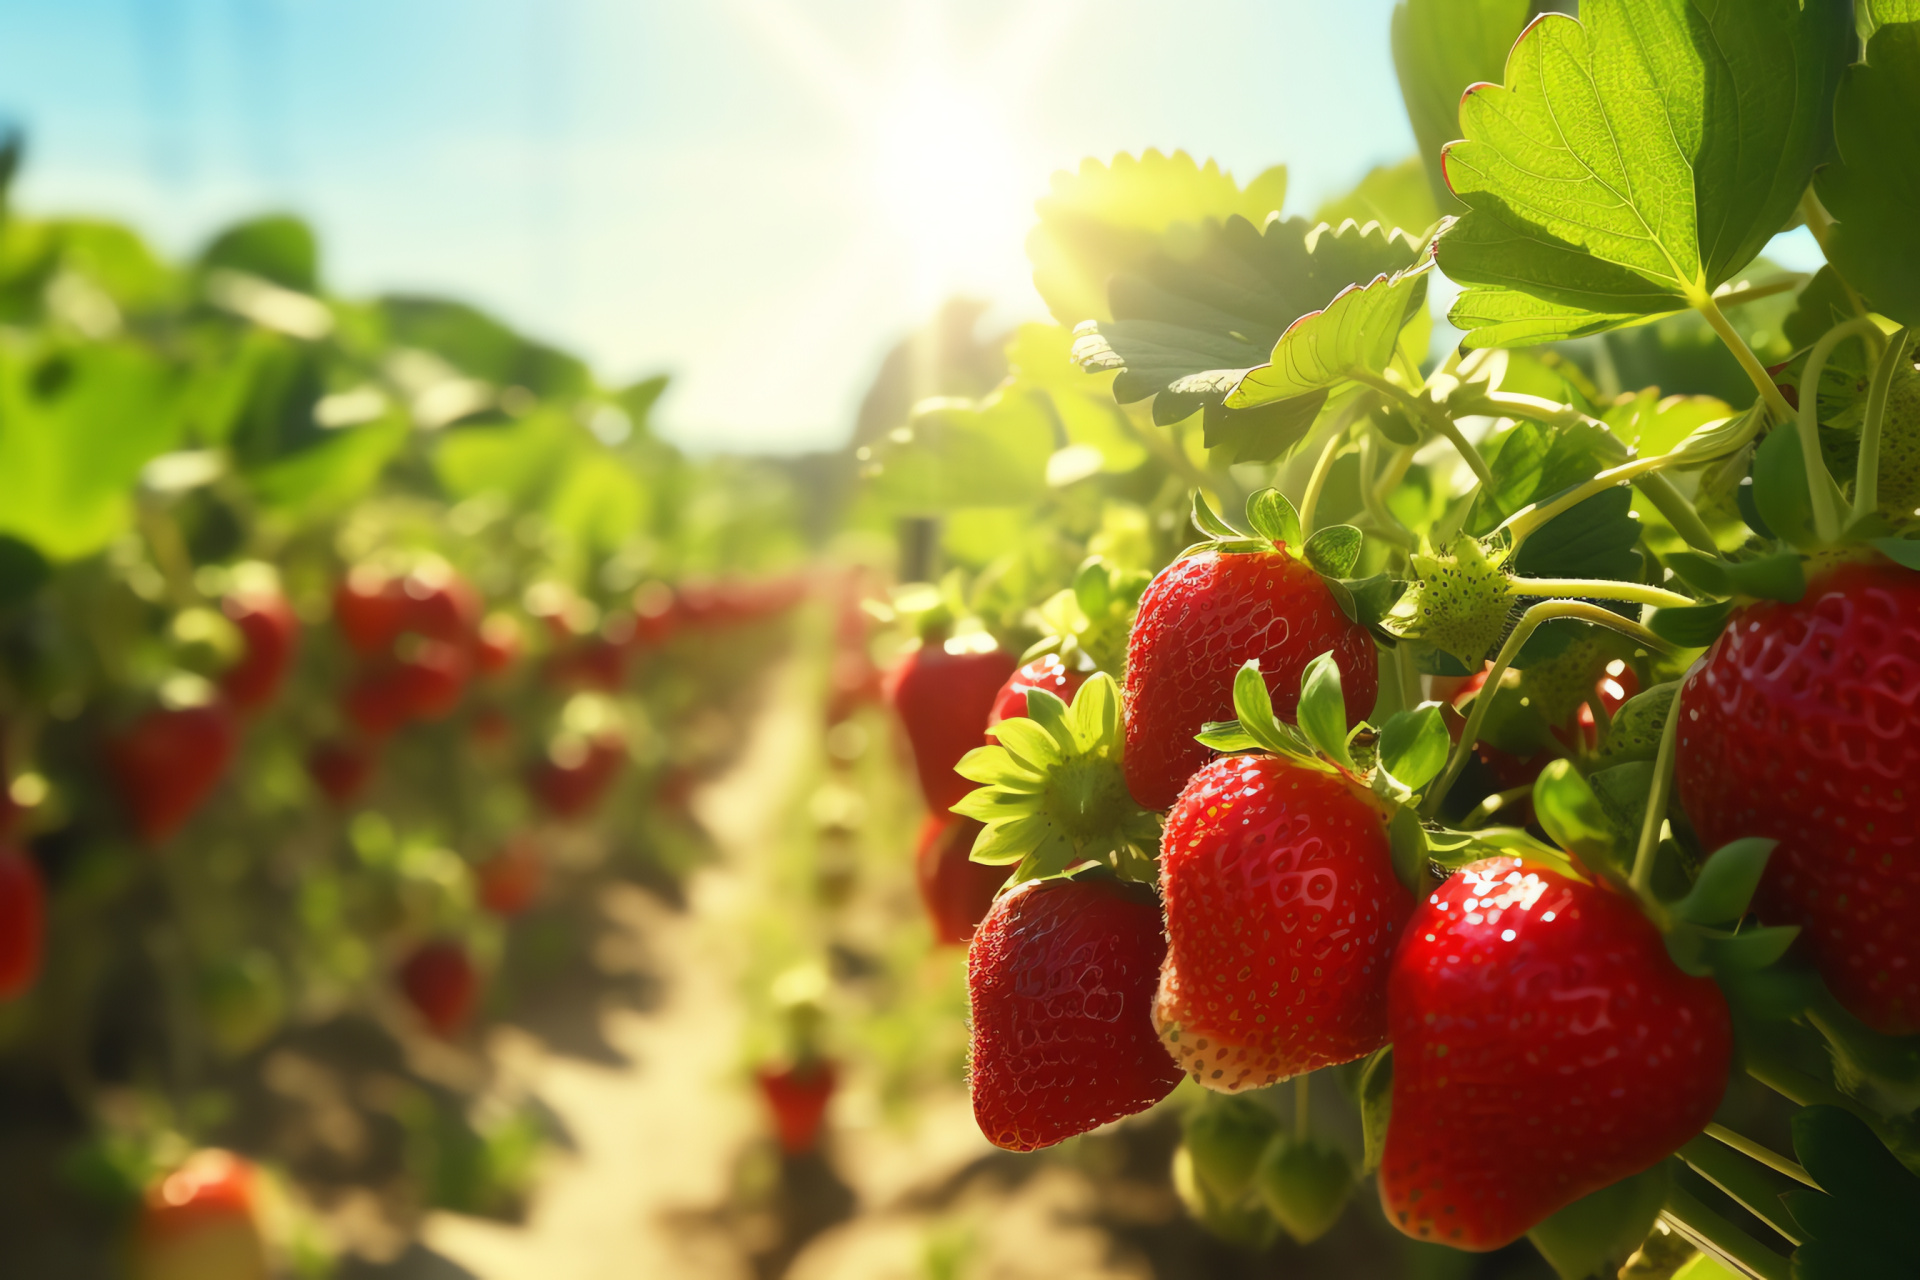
[0,1,1820,454]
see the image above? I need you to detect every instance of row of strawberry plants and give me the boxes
[0,147,809,1275]
[857,2,1920,1276]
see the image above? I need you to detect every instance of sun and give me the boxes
[864,66,1032,302]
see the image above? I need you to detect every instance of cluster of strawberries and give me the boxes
[885,527,1920,1251]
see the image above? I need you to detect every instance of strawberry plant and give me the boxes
[852,1,1920,1273]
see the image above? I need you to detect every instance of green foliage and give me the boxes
[1439,0,1848,346]
[1528,1164,1670,1280]
[1815,21,1920,326]
[1226,260,1432,409]
[1390,0,1533,210]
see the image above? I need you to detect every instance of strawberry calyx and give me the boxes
[1187,490,1403,637]
[1196,654,1448,895]
[1020,557,1146,676]
[952,672,1161,886]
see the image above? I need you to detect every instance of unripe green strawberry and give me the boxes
[1171,1142,1281,1251]
[1183,1095,1281,1205]
[1874,366,1920,521]
[1255,1134,1353,1244]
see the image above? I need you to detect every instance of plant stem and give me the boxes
[1504,455,1675,544]
[1855,327,1914,521]
[1419,601,1674,818]
[1678,1136,1804,1245]
[1704,1123,1817,1189]
[1629,693,1681,898]
[1354,370,1495,488]
[1799,317,1885,544]
[1295,1073,1310,1140]
[1697,292,1796,425]
[1636,473,1722,553]
[1299,429,1347,535]
[1711,275,1808,310]
[1661,1182,1791,1280]
[1462,389,1606,432]
[1743,1046,1899,1149]
[1393,637,1421,713]
[1510,578,1697,610]
[1459,784,1533,829]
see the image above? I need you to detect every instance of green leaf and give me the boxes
[1192,489,1245,541]
[1379,705,1449,792]
[1303,525,1363,578]
[1815,23,1920,327]
[1678,838,1778,926]
[1749,423,1820,549]
[1389,806,1431,896]
[1510,487,1642,584]
[1648,599,1734,647]
[1861,0,1920,43]
[1703,925,1800,972]
[1472,420,1626,538]
[1529,1164,1670,1280]
[1390,0,1533,211]
[1296,652,1355,769]
[1666,551,1805,603]
[1245,487,1302,547]
[984,716,1063,772]
[1358,1047,1393,1174]
[1437,0,1849,347]
[1532,760,1621,873]
[1194,722,1263,754]
[1790,1106,1920,1265]
[1314,156,1440,237]
[1029,150,1289,329]
[862,394,1053,513]
[1071,217,1424,435]
[0,536,50,609]
[201,214,319,292]
[0,343,184,560]
[1872,537,1920,572]
[1226,262,1432,409]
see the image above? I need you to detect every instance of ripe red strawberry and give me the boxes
[333,567,409,656]
[544,637,627,692]
[399,940,479,1037]
[307,739,376,805]
[401,566,480,643]
[134,1149,268,1280]
[1675,558,1920,1033]
[913,814,1006,945]
[984,653,1088,739]
[393,640,470,720]
[474,614,521,674]
[342,668,409,738]
[968,874,1182,1151]
[107,703,238,844]
[527,733,626,819]
[884,639,1016,812]
[755,1060,838,1155]
[1155,753,1410,1090]
[1381,857,1731,1249]
[219,589,299,713]
[477,836,542,916]
[1123,548,1377,810]
[0,846,45,998]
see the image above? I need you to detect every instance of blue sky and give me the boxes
[0,1,1815,453]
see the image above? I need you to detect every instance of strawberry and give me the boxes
[333,567,409,656]
[392,639,470,720]
[884,639,1016,812]
[0,845,45,998]
[1675,558,1920,1033]
[1124,547,1376,810]
[1446,654,1638,804]
[477,835,543,916]
[399,939,479,1037]
[307,739,376,805]
[544,637,627,692]
[1155,752,1410,1090]
[400,564,481,643]
[218,588,299,713]
[755,1060,838,1155]
[1381,857,1731,1250]
[527,732,626,819]
[913,814,1006,945]
[106,703,238,844]
[967,873,1182,1151]
[134,1149,269,1280]
[984,653,1087,739]
[474,613,521,674]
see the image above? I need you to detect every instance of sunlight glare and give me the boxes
[866,69,1032,306]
